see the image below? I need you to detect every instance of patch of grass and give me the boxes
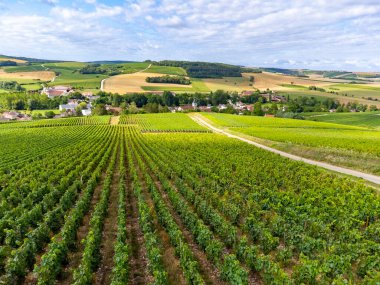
[103,62,151,74]
[280,84,308,89]
[144,65,187,76]
[304,112,380,129]
[3,64,46,73]
[45,64,107,89]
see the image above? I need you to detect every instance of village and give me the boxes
[0,85,288,121]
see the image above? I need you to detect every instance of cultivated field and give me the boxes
[202,76,256,92]
[0,113,379,285]
[0,69,55,81]
[104,72,194,93]
[0,57,27,64]
[243,72,336,90]
[304,111,380,129]
[202,112,380,175]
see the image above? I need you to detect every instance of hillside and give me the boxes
[0,113,379,284]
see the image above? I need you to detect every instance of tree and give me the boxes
[253,102,264,116]
[93,104,107,115]
[45,111,56,119]
[127,102,139,114]
[163,91,176,106]
[369,105,378,112]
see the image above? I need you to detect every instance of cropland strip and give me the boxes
[190,113,380,185]
[0,69,55,81]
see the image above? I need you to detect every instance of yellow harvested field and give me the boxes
[0,69,55,81]
[202,76,256,92]
[0,57,27,64]
[103,72,193,93]
[243,72,334,90]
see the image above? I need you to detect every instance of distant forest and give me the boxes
[151,60,259,78]
[0,61,17,67]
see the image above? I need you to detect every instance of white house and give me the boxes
[81,109,92,116]
[59,103,78,112]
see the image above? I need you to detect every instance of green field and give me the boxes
[304,112,380,129]
[119,113,210,132]
[329,83,380,99]
[202,113,380,174]
[0,113,378,284]
[143,65,187,76]
[2,64,47,73]
[42,62,106,90]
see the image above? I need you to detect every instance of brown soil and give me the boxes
[132,147,187,285]
[149,172,226,285]
[94,149,121,284]
[135,140,261,284]
[125,149,154,285]
[56,171,108,285]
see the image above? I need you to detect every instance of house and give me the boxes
[261,93,286,103]
[246,104,254,112]
[198,105,212,112]
[218,104,227,110]
[42,86,72,99]
[241,91,255,96]
[81,109,92,116]
[82,92,93,97]
[59,103,78,112]
[2,111,20,120]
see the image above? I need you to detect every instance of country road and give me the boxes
[190,114,380,185]
[100,63,152,91]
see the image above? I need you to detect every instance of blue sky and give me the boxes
[0,0,380,71]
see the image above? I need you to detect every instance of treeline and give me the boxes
[79,64,107,74]
[286,95,376,112]
[145,75,191,85]
[79,64,122,76]
[0,61,17,67]
[149,60,258,78]
[0,81,25,91]
[95,90,262,108]
[0,92,69,110]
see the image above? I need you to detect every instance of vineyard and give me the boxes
[0,114,379,284]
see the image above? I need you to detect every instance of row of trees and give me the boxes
[0,81,25,91]
[145,75,191,85]
[150,60,258,78]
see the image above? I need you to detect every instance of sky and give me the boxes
[0,0,380,71]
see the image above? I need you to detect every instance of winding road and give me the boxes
[190,114,380,185]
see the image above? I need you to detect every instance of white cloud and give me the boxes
[1,0,380,70]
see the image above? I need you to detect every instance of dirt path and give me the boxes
[190,114,380,185]
[110,116,120,125]
[101,78,105,91]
